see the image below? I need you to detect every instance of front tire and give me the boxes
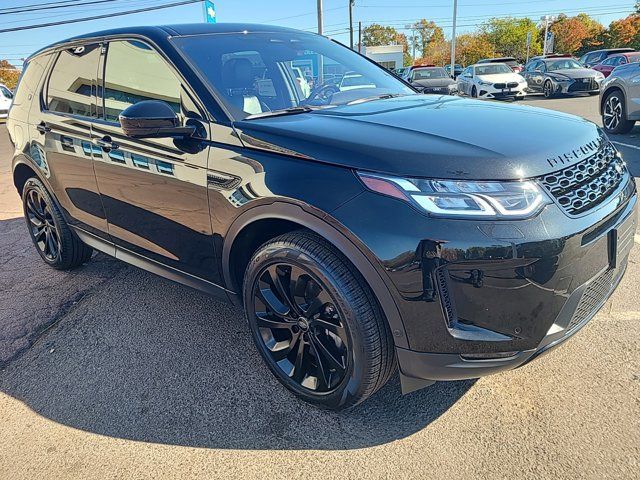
[22,177,93,269]
[543,80,556,98]
[243,231,396,410]
[602,90,635,134]
[471,86,478,98]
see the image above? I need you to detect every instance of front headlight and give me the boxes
[595,72,605,81]
[477,80,492,86]
[357,173,551,219]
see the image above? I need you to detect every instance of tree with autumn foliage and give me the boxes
[0,60,20,90]
[551,14,605,56]
[607,15,640,49]
[455,33,496,66]
[481,17,541,60]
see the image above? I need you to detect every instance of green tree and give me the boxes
[409,19,445,58]
[362,24,411,65]
[481,17,542,60]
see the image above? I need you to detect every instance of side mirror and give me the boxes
[119,100,195,139]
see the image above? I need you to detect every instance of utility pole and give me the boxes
[317,0,323,35]
[405,24,416,60]
[358,21,362,53]
[349,0,355,50]
[450,0,458,78]
[541,15,555,55]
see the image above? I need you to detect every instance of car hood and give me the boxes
[412,78,456,88]
[549,68,599,79]
[476,73,523,83]
[234,95,601,180]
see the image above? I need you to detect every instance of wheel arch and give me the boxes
[223,202,409,349]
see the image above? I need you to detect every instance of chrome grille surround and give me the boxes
[539,142,627,215]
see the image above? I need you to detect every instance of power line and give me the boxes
[0,0,120,16]
[1,0,179,26]
[0,0,202,34]
[0,0,84,13]
[313,4,633,33]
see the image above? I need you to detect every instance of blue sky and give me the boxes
[1,0,636,68]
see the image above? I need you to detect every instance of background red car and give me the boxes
[593,52,640,77]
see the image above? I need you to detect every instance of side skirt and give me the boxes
[72,227,237,303]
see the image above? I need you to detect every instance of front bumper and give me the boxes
[332,170,637,390]
[555,78,602,95]
[477,84,527,99]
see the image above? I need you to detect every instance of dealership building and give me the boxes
[362,45,404,70]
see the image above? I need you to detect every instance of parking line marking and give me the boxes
[612,141,640,151]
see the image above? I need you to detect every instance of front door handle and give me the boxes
[92,136,119,151]
[36,122,51,134]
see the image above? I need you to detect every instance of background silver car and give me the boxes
[600,61,640,134]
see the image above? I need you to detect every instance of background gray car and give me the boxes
[523,58,605,98]
[600,61,640,134]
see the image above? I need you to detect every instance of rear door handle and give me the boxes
[92,136,119,151]
[36,122,51,134]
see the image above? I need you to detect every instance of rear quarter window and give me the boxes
[12,54,49,107]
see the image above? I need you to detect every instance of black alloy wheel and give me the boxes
[543,80,555,98]
[253,263,349,393]
[602,91,635,134]
[22,177,93,269]
[25,185,60,262]
[243,231,396,410]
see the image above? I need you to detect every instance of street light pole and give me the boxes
[349,0,355,50]
[317,0,323,35]
[450,0,458,78]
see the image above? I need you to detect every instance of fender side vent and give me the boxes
[207,171,241,190]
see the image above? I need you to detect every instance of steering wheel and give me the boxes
[302,84,339,106]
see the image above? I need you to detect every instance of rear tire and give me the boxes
[602,90,635,134]
[243,230,396,410]
[22,177,93,270]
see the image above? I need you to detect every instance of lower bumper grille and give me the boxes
[568,78,597,92]
[567,268,618,331]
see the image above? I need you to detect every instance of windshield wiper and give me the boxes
[245,106,319,120]
[345,93,407,106]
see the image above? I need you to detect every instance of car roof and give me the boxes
[588,47,635,54]
[30,23,308,58]
[478,57,516,62]
[610,52,640,58]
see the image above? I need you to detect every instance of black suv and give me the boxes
[8,24,637,410]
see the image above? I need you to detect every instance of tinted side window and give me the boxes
[47,45,100,117]
[103,40,181,122]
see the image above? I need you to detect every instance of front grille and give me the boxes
[568,78,597,92]
[493,82,506,89]
[567,268,617,331]
[507,82,519,88]
[539,142,627,215]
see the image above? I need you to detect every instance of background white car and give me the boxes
[339,73,376,92]
[0,83,13,119]
[457,63,527,100]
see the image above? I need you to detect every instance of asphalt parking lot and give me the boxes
[0,94,639,479]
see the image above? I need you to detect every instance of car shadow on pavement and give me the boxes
[0,217,474,450]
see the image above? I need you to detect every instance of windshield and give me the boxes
[413,68,448,80]
[546,59,583,71]
[172,31,414,120]
[0,85,12,98]
[475,64,512,75]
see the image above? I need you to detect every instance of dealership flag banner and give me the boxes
[203,0,216,23]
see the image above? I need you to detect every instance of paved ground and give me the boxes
[0,94,639,479]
